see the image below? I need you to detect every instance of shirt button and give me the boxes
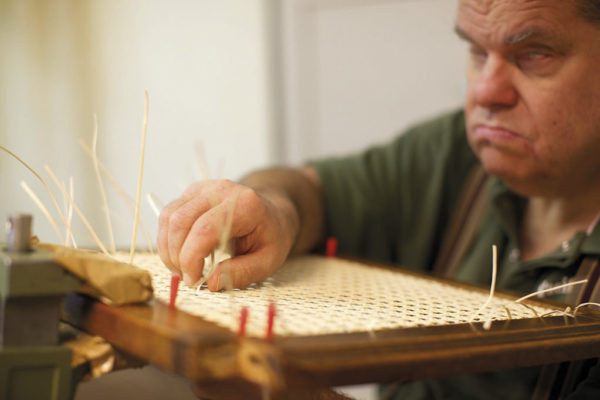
[561,240,570,252]
[509,248,520,261]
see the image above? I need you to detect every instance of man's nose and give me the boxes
[471,55,518,110]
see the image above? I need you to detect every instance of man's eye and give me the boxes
[519,50,551,62]
[515,48,559,73]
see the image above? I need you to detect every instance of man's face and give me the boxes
[458,0,600,196]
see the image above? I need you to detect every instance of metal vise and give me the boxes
[0,214,82,400]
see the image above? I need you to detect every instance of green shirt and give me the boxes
[311,109,600,399]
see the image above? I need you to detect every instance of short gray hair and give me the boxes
[576,0,600,24]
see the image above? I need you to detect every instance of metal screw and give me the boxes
[6,214,32,252]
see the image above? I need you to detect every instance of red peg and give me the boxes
[326,237,338,258]
[169,275,181,309]
[238,306,249,337]
[266,301,276,342]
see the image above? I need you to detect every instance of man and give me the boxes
[158,0,600,398]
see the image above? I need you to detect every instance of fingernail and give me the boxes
[215,273,221,291]
[167,267,180,278]
[183,272,195,286]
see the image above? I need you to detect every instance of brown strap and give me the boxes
[534,256,600,399]
[580,259,600,304]
[590,281,600,303]
[433,164,491,278]
[566,257,600,305]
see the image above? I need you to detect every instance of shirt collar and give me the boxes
[488,176,600,258]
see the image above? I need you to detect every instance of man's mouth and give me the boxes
[472,124,528,142]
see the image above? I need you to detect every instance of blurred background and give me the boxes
[1,0,464,397]
[0,0,465,249]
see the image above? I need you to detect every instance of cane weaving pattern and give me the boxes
[114,252,555,338]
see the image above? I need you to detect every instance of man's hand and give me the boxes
[157,179,300,291]
[157,167,324,291]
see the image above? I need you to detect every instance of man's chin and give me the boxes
[480,160,545,196]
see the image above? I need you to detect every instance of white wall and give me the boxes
[0,0,276,248]
[280,0,466,163]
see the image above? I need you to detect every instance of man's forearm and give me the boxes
[240,166,325,256]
